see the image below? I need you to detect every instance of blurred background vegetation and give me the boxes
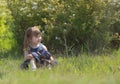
[0,0,120,58]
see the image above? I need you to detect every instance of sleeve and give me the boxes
[31,52,40,61]
[41,44,48,51]
[41,50,51,59]
[39,44,51,59]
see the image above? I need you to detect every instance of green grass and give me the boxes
[0,53,120,84]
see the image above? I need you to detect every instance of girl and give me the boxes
[21,26,55,70]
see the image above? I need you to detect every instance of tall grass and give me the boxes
[0,52,120,84]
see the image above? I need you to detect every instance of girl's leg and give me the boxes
[26,54,37,71]
[21,54,37,70]
[30,58,37,71]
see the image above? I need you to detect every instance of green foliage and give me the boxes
[6,0,62,52]
[5,0,120,55]
[0,0,15,57]
[103,0,120,50]
[68,0,108,51]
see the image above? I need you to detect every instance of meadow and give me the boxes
[0,51,120,84]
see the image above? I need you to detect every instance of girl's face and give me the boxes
[30,35,42,46]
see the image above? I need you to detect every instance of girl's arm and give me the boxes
[41,44,48,51]
[41,44,54,62]
[24,50,33,60]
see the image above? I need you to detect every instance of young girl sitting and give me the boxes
[21,26,56,70]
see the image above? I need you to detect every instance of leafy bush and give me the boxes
[5,0,120,55]
[0,0,15,57]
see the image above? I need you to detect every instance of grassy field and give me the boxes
[0,52,120,84]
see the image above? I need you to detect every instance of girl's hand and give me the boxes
[49,60,55,64]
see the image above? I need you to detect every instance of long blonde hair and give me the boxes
[24,26,41,51]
